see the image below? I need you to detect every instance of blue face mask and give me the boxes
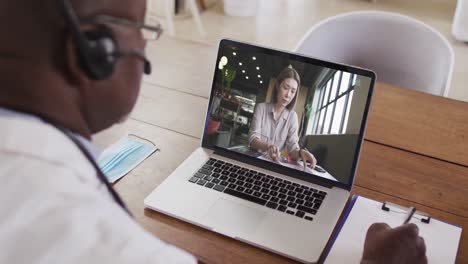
[97,135,158,183]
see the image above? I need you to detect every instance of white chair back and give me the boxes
[295,11,454,96]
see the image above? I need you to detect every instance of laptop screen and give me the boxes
[203,40,375,188]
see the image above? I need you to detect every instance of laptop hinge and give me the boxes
[213,147,335,189]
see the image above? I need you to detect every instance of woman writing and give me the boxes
[249,66,317,170]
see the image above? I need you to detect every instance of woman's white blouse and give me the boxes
[249,102,300,153]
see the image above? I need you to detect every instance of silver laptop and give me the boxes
[145,39,375,263]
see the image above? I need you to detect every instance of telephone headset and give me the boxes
[59,0,151,80]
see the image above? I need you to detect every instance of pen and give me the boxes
[403,207,416,224]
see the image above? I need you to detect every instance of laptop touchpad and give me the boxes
[202,199,266,237]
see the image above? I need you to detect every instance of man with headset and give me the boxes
[0,0,427,263]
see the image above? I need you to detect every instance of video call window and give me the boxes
[204,44,371,185]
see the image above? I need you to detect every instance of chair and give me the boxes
[147,0,206,37]
[452,0,468,42]
[294,11,454,97]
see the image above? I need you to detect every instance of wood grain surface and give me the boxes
[367,83,468,166]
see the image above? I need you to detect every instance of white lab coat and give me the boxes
[0,116,196,264]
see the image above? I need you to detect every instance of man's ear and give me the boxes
[64,33,90,85]
[63,23,103,85]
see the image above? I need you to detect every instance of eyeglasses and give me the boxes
[84,14,163,41]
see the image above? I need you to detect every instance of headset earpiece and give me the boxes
[81,28,118,80]
[59,0,152,79]
[59,0,117,80]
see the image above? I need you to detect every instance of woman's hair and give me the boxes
[271,66,301,110]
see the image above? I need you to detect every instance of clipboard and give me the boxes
[381,201,431,224]
[323,195,462,264]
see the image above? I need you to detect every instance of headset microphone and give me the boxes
[113,50,152,75]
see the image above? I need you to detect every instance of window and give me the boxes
[340,73,351,94]
[322,80,331,107]
[330,72,339,102]
[311,71,356,134]
[342,90,354,132]
[331,96,345,134]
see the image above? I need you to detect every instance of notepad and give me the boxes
[324,195,462,264]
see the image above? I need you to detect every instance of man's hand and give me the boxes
[361,223,427,264]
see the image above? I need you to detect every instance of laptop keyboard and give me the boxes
[188,158,327,222]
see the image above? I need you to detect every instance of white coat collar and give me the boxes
[0,116,97,182]
[0,107,100,160]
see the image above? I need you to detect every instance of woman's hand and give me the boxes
[267,144,281,162]
[300,149,317,170]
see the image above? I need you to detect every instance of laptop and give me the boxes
[144,39,376,263]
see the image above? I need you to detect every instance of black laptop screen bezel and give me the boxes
[201,39,376,191]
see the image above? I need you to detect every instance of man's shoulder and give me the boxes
[0,117,96,178]
[0,151,197,264]
[0,151,99,196]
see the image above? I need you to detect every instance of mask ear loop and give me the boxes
[128,134,159,149]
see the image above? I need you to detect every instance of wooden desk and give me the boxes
[98,82,467,263]
[366,83,468,166]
